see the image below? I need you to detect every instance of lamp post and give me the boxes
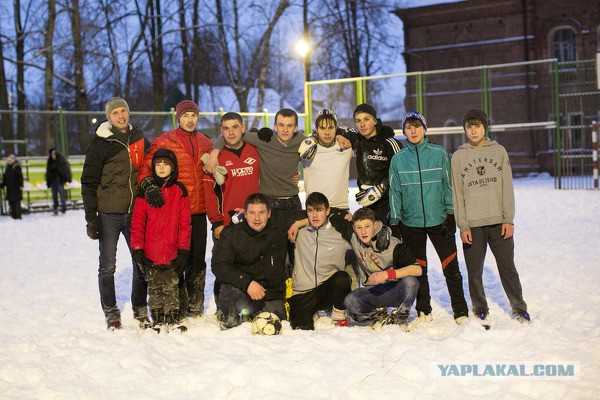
[295,37,310,134]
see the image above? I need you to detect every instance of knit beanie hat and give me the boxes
[401,110,427,132]
[315,108,338,128]
[462,109,488,132]
[353,103,378,120]
[105,97,130,119]
[176,100,200,122]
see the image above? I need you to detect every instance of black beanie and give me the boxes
[462,109,488,132]
[353,103,378,120]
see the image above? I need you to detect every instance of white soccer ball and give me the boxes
[251,312,282,335]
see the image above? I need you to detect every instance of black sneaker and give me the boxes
[136,316,152,329]
[371,307,393,326]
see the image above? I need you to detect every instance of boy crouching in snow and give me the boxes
[334,207,421,328]
[131,149,192,330]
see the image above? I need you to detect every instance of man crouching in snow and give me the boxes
[211,193,305,330]
[334,207,421,328]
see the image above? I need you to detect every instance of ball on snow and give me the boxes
[251,312,282,335]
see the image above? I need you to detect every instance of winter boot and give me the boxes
[166,310,187,332]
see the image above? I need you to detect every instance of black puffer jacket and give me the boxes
[211,210,304,301]
[81,121,149,221]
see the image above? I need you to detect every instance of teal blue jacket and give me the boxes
[388,137,453,228]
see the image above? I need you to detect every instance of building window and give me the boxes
[550,28,577,62]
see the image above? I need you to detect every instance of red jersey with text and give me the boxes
[204,142,260,228]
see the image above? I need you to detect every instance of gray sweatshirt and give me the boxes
[214,131,303,198]
[450,138,515,232]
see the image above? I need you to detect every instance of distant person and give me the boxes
[81,97,149,330]
[131,149,192,331]
[139,100,213,321]
[1,154,24,219]
[451,109,530,326]
[45,148,72,215]
[389,111,469,324]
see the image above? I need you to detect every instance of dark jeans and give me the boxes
[400,223,469,319]
[463,224,527,315]
[288,271,351,330]
[217,284,286,329]
[266,194,302,211]
[50,182,66,213]
[179,213,207,319]
[344,277,419,323]
[98,212,148,323]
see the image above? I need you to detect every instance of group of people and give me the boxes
[78,95,530,332]
[0,148,71,219]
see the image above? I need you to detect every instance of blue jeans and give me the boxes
[50,182,66,213]
[98,212,148,323]
[344,277,419,323]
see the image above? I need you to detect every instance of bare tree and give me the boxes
[68,0,90,151]
[13,0,26,144]
[215,0,290,112]
[0,36,13,156]
[43,0,57,152]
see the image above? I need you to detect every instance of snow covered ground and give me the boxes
[1,174,598,399]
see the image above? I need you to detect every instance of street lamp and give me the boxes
[295,37,310,134]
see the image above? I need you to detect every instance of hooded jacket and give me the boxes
[389,137,453,227]
[1,159,24,202]
[46,148,72,187]
[130,148,192,265]
[81,121,148,220]
[334,219,417,287]
[139,127,213,215]
[450,138,515,232]
[291,220,352,296]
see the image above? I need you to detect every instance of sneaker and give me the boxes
[334,319,349,327]
[107,320,122,331]
[455,316,469,325]
[136,316,152,329]
[417,311,433,322]
[515,311,531,324]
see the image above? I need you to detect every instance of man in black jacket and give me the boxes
[81,97,150,330]
[211,193,304,330]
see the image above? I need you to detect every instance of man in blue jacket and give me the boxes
[388,111,468,324]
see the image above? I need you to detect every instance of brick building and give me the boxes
[395,0,600,174]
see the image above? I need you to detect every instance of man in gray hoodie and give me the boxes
[287,192,354,330]
[451,109,530,326]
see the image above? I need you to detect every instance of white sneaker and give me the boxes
[455,316,469,325]
[418,311,433,322]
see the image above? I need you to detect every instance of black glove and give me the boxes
[172,249,190,276]
[374,225,392,252]
[441,214,456,240]
[140,177,165,208]
[257,127,273,143]
[86,216,102,240]
[390,224,403,242]
[133,249,152,274]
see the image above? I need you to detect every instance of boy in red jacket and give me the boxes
[131,148,192,331]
